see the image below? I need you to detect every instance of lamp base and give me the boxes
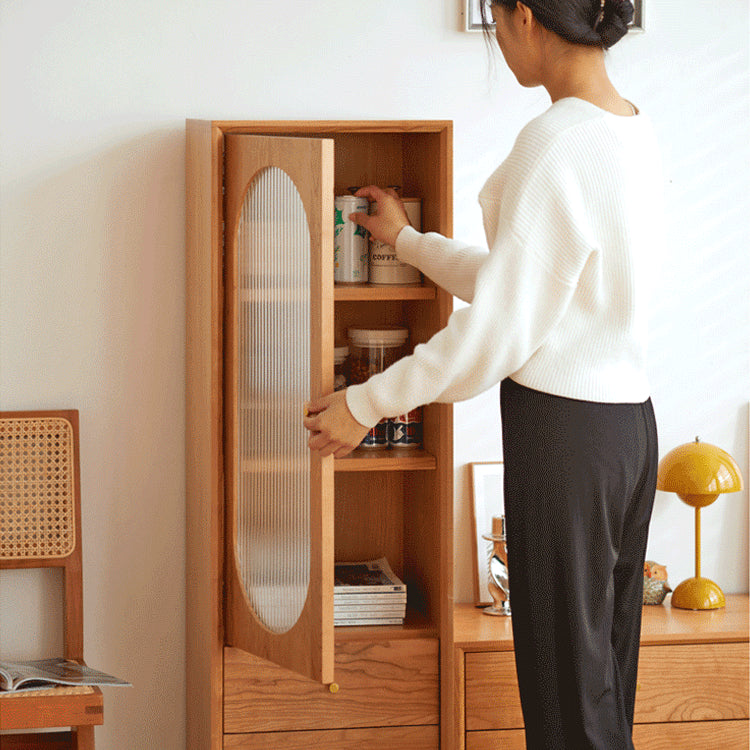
[670,577,726,610]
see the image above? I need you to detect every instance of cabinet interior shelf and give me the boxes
[335,608,437,642]
[335,448,437,472]
[334,284,436,302]
[240,449,437,474]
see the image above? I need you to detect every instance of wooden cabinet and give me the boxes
[455,595,749,750]
[186,120,454,749]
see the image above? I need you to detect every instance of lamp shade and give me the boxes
[657,438,743,507]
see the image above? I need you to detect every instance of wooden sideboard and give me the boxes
[454,594,749,750]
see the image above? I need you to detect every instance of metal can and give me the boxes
[369,197,422,285]
[334,195,369,283]
[388,408,423,449]
[361,419,389,449]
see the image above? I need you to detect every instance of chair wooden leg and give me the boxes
[72,726,95,750]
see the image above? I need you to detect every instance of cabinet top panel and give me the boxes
[187,119,452,136]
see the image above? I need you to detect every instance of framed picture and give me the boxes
[630,0,644,31]
[464,0,488,32]
[464,0,644,33]
[469,461,505,607]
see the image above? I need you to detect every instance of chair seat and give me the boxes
[0,685,103,731]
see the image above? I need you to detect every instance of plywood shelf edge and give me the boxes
[335,449,437,472]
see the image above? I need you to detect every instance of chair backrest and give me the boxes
[0,410,84,661]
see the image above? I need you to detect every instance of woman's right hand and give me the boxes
[348,185,410,248]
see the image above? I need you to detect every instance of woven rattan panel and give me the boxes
[0,417,76,560]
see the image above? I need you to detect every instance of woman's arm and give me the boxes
[395,226,488,303]
[351,185,488,303]
[344,228,585,428]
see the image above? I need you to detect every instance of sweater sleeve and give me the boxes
[346,232,580,426]
[345,145,594,428]
[395,226,488,304]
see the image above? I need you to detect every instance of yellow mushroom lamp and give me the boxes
[656,437,743,610]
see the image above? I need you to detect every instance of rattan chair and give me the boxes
[0,410,102,749]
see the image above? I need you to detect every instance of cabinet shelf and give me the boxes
[334,284,436,302]
[335,448,436,472]
[240,450,437,473]
[335,608,438,642]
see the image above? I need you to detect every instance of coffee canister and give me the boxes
[369,198,422,285]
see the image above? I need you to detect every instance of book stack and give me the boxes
[0,658,131,693]
[334,557,407,626]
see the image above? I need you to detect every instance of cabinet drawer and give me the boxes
[224,724,439,749]
[224,638,439,733]
[466,720,749,750]
[634,642,748,723]
[465,642,749,731]
[465,650,523,731]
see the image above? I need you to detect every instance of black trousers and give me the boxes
[500,378,658,750]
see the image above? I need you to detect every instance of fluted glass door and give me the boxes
[235,166,310,634]
[223,133,334,684]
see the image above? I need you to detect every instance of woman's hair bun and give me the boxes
[489,0,635,49]
[596,0,634,48]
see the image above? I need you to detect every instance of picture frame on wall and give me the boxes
[470,461,505,607]
[463,0,488,31]
[464,0,643,33]
[631,0,644,31]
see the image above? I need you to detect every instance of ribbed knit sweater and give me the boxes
[346,97,665,429]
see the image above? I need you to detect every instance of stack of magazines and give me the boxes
[334,557,407,626]
[0,658,131,692]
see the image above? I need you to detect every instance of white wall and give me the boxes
[1,2,747,748]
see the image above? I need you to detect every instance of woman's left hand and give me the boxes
[303,389,370,458]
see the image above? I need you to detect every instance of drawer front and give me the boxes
[224,639,439,733]
[465,650,523,731]
[224,724,439,750]
[634,642,749,723]
[465,642,749,731]
[466,728,526,750]
[466,721,749,750]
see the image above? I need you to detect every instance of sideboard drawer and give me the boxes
[635,642,748,723]
[465,642,749,731]
[224,638,439,733]
[465,720,749,750]
[224,724,440,749]
[465,650,523,731]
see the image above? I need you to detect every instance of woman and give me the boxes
[304,1,662,748]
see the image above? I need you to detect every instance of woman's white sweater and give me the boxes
[346,97,665,428]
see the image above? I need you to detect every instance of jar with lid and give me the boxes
[347,327,409,448]
[333,346,349,391]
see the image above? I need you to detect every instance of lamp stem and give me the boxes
[695,506,702,579]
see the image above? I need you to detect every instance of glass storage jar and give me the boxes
[347,327,409,449]
[334,345,349,391]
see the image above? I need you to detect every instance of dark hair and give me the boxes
[482,0,633,49]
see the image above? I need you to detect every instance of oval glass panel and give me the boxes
[235,166,311,634]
